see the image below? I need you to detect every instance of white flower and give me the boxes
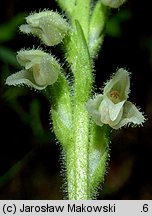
[6,49,60,90]
[86,68,145,129]
[20,11,69,46]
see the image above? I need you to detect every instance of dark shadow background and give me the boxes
[0,0,152,199]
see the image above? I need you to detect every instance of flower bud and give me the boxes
[6,49,60,90]
[20,11,69,46]
[100,0,126,8]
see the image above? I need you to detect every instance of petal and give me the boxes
[98,98,111,124]
[20,24,34,34]
[6,70,47,90]
[17,49,46,69]
[26,12,47,27]
[39,16,69,46]
[98,96,124,126]
[113,101,145,129]
[38,55,60,85]
[86,94,104,126]
[107,97,125,121]
[104,68,130,101]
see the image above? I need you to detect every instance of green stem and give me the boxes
[57,0,90,42]
[71,0,91,42]
[54,0,110,199]
[66,104,90,199]
[65,21,92,199]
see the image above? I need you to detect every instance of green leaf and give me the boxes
[89,1,107,57]
[65,20,92,103]
[89,124,110,198]
[49,74,72,149]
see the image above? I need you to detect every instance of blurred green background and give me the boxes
[0,0,152,199]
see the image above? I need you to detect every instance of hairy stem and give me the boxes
[66,104,90,199]
[54,0,109,199]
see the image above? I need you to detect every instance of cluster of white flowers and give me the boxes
[6,11,69,90]
[6,10,145,130]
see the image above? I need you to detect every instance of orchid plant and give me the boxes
[5,0,145,199]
